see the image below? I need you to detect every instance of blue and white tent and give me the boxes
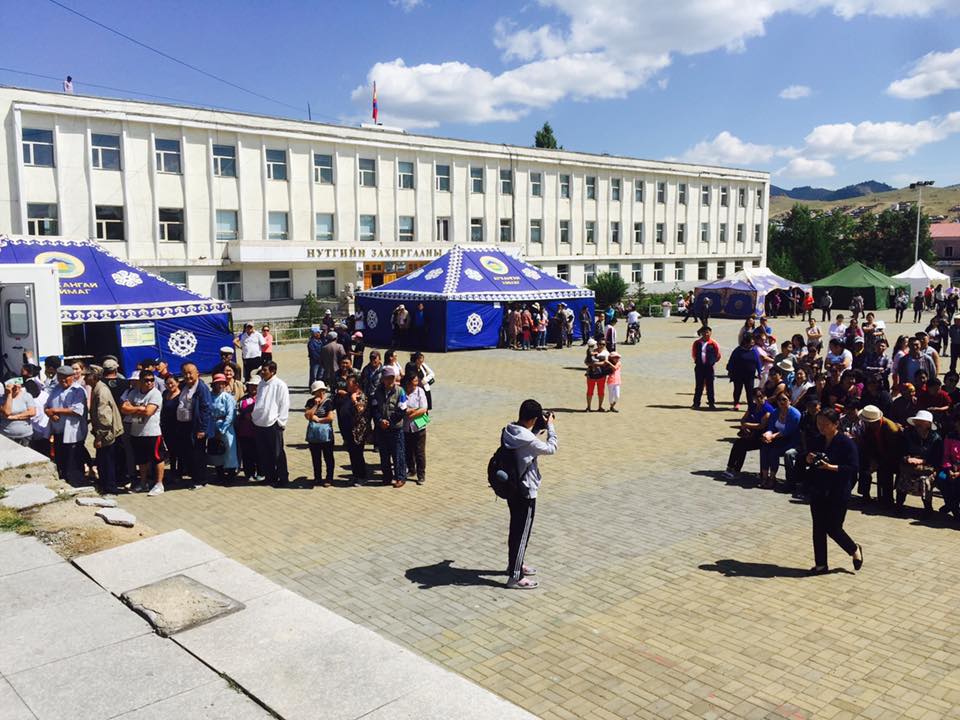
[0,235,232,373]
[356,246,594,351]
[693,267,809,319]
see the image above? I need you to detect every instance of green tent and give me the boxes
[810,262,909,311]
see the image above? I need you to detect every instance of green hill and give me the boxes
[770,185,960,222]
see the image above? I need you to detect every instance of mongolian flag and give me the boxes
[372,82,378,123]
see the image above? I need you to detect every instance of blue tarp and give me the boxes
[356,246,594,351]
[693,268,810,319]
[0,236,232,373]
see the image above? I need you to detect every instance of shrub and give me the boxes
[587,272,628,309]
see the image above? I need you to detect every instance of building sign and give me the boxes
[305,247,445,260]
[119,322,156,347]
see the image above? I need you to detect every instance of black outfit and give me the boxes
[726,345,760,406]
[53,435,84,486]
[805,433,859,568]
[913,297,924,323]
[507,496,536,582]
[255,423,289,486]
[821,296,833,322]
[692,338,720,408]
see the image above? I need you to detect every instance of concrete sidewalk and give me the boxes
[2,529,535,720]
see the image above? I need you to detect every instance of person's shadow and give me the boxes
[699,559,852,578]
[405,560,508,589]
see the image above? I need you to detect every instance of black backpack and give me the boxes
[487,443,522,499]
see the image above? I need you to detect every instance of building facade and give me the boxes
[0,87,769,321]
[933,222,960,283]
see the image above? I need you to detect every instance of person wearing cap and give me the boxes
[350,331,365,369]
[86,365,123,494]
[371,365,407,487]
[404,352,436,411]
[322,308,335,332]
[307,326,325,385]
[606,352,622,412]
[209,374,239,484]
[897,410,942,514]
[692,327,721,410]
[319,331,346,387]
[213,347,241,380]
[252,361,290,487]
[44,366,88,485]
[1,377,37,446]
[101,358,134,487]
[235,379,261,482]
[176,363,216,487]
[234,323,267,382]
[121,370,166,496]
[304,381,336,487]
[390,304,410,348]
[260,325,274,364]
[42,355,61,392]
[859,404,901,505]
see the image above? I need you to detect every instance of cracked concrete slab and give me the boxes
[122,575,244,637]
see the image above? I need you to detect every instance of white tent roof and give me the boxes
[892,259,949,283]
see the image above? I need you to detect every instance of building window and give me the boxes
[269,270,292,300]
[559,220,570,244]
[95,205,124,240]
[158,208,183,241]
[720,187,729,207]
[735,261,744,273]
[530,219,542,243]
[470,218,483,242]
[584,263,597,284]
[435,164,450,192]
[719,222,727,244]
[26,203,58,236]
[316,269,336,298]
[268,211,288,240]
[359,215,376,242]
[557,264,570,281]
[158,271,187,287]
[717,263,726,280]
[313,153,333,184]
[609,262,620,276]
[674,262,685,281]
[657,181,666,204]
[559,174,570,198]
[215,210,238,241]
[701,185,710,206]
[634,222,643,244]
[500,169,513,195]
[499,218,512,242]
[678,183,687,205]
[610,178,621,202]
[213,145,236,177]
[655,222,664,244]
[698,261,708,281]
[398,161,415,189]
[91,133,121,170]
[635,181,644,203]
[947,246,955,258]
[155,139,181,174]
[631,263,643,283]
[754,223,762,244]
[586,176,596,200]
[470,166,484,193]
[266,149,287,181]
[530,172,542,197]
[738,188,746,208]
[398,216,415,242]
[610,221,620,244]
[359,158,376,187]
[315,213,334,242]
[585,221,596,244]
[700,222,709,243]
[756,188,764,208]
[653,262,664,282]
[736,223,745,244]
[677,223,686,245]
[436,217,450,242]
[22,128,54,167]
[216,270,242,302]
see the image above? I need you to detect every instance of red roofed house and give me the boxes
[933,223,960,283]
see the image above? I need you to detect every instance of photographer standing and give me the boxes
[500,400,558,590]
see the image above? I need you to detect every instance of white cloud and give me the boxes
[779,84,811,99]
[678,131,780,166]
[777,157,837,178]
[887,47,960,99]
[657,77,669,90]
[353,0,954,127]
[389,0,422,11]
[804,112,960,161]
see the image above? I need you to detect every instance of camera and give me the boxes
[533,410,553,433]
[809,452,829,468]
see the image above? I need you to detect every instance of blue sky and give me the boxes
[2,0,959,189]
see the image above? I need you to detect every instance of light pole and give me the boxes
[910,180,934,263]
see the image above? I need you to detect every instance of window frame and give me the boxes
[216,270,242,302]
[435,164,450,192]
[634,222,643,245]
[313,153,334,184]
[470,218,483,242]
[155,138,182,174]
[436,217,451,242]
[265,149,288,181]
[674,262,685,282]
[754,223,762,244]
[719,222,728,244]
[358,158,377,187]
[212,144,236,178]
[529,218,542,244]
[736,223,745,244]
[609,262,620,277]
[530,171,542,197]
[584,263,597,284]
[397,161,415,190]
[470,166,484,193]
[701,185,710,206]
[559,220,570,244]
[610,178,621,202]
[499,218,513,242]
[717,263,727,280]
[635,180,644,203]
[95,205,125,240]
[556,264,570,281]
[267,211,289,241]
[158,271,187,287]
[91,133,121,170]
[700,222,709,243]
[698,261,708,281]
[720,187,729,207]
[655,222,664,244]
[499,169,513,195]
[398,215,415,242]
[678,183,687,205]
[22,128,54,167]
[653,262,664,282]
[631,263,643,283]
[585,176,596,200]
[315,213,335,242]
[734,261,744,273]
[559,174,570,199]
[158,207,184,242]
[738,187,746,208]
[359,214,377,242]
[610,221,620,244]
[215,209,238,242]
[316,268,336,298]
[585,220,596,244]
[656,181,666,204]
[677,223,686,245]
[26,203,59,236]
[268,269,292,301]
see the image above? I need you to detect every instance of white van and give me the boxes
[0,264,63,377]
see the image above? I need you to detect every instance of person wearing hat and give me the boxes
[307,326,325,386]
[897,410,942,513]
[121,370,166,496]
[371,365,407,487]
[691,327,721,410]
[606,351,622,412]
[235,379,261,482]
[319,331,347,387]
[1,376,37,446]
[322,308,335,332]
[775,356,796,385]
[86,365,124,494]
[234,323,267,382]
[213,346,241,380]
[208,374,239,484]
[251,361,290,487]
[859,404,901,505]
[44,366,89,485]
[350,331,365,369]
[304,381,336,487]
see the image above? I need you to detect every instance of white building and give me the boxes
[0,86,769,321]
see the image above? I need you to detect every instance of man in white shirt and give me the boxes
[252,361,290,487]
[828,314,847,342]
[121,371,166,496]
[44,366,88,485]
[235,323,267,382]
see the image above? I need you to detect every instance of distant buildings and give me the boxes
[932,222,960,283]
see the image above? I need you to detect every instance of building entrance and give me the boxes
[363,261,429,289]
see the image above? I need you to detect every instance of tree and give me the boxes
[534,122,560,149]
[296,291,323,326]
[587,272,628,309]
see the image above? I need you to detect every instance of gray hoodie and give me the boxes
[500,422,558,499]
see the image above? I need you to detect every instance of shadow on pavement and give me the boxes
[406,560,508,589]
[698,559,852,578]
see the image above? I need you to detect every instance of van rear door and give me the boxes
[0,283,38,376]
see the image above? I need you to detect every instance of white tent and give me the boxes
[892,260,950,297]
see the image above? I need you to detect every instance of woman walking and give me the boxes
[403,373,429,485]
[208,374,238,484]
[804,408,863,575]
[304,381,336,487]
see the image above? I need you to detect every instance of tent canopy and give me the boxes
[810,262,908,311]
[892,260,950,297]
[356,246,594,351]
[693,267,808,319]
[0,235,231,372]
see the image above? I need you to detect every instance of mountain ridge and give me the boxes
[770,180,895,202]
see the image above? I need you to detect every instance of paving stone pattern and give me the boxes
[122,310,960,720]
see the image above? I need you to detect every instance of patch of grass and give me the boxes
[0,486,7,499]
[0,506,33,535]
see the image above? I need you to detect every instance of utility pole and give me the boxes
[910,180,934,263]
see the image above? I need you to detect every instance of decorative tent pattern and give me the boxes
[0,235,232,373]
[356,246,594,351]
[693,267,809,319]
[892,260,950,298]
[810,262,908,311]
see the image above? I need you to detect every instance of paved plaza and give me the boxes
[121,310,960,720]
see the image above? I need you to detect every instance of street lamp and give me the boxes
[910,180,935,263]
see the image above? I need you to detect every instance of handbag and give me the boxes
[412,413,430,431]
[306,420,333,444]
[206,434,226,455]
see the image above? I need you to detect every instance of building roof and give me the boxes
[931,222,960,239]
[697,267,809,293]
[811,262,906,289]
[0,235,230,322]
[892,259,950,282]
